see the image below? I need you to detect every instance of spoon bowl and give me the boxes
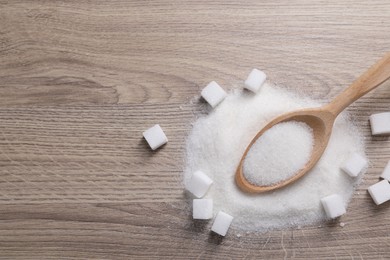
[236,108,335,193]
[236,53,390,193]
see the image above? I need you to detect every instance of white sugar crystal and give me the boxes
[185,83,366,231]
[244,68,267,93]
[368,180,390,205]
[185,171,213,198]
[243,121,313,186]
[380,161,390,181]
[369,112,390,135]
[211,211,233,236]
[201,81,227,108]
[193,199,213,219]
[320,194,346,219]
[340,153,368,177]
[142,124,168,150]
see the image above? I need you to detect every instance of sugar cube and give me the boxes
[142,124,168,150]
[380,160,390,181]
[185,171,213,198]
[320,194,346,219]
[340,153,368,177]
[211,211,233,236]
[244,68,267,93]
[201,81,227,108]
[369,112,390,135]
[368,180,390,205]
[193,199,213,219]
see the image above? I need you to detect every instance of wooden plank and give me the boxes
[0,0,389,106]
[0,201,389,259]
[0,105,195,203]
[0,100,388,204]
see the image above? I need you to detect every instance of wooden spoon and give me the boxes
[236,53,390,193]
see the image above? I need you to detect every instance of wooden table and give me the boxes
[0,1,389,258]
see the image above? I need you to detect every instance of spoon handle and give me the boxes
[326,53,390,116]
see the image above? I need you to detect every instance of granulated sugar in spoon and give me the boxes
[236,53,390,193]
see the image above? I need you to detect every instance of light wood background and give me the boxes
[0,0,390,258]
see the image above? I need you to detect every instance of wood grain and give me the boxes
[0,0,390,258]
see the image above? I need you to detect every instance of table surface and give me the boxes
[1,0,390,258]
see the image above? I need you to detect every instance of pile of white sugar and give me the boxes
[184,83,366,232]
[244,121,314,186]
